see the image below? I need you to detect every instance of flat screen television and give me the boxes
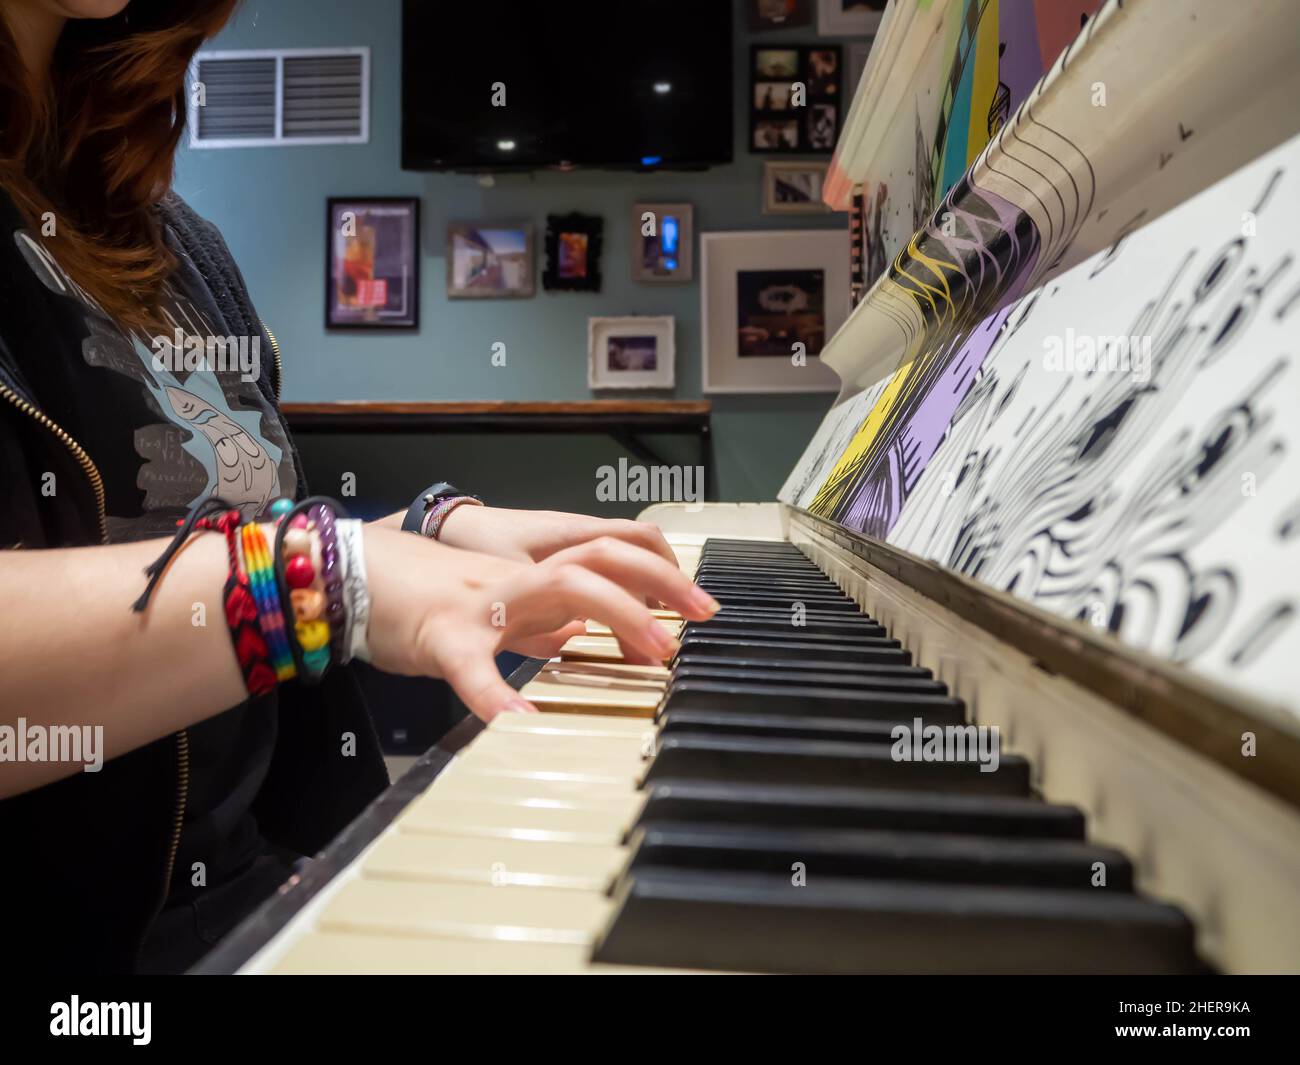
[401,0,734,172]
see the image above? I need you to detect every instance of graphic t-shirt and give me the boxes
[5,209,296,538]
[1,189,298,925]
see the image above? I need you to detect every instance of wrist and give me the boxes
[433,500,490,550]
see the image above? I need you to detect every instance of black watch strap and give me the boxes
[401,482,478,533]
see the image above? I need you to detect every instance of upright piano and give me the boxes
[196,0,1300,974]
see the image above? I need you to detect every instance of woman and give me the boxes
[0,0,716,973]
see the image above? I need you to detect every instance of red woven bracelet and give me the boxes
[198,509,276,697]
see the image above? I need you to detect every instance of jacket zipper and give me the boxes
[0,379,191,964]
[158,730,191,896]
[261,320,283,400]
[0,381,108,543]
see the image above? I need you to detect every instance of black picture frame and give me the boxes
[325,196,420,330]
[542,212,604,292]
[747,0,812,31]
[750,44,842,155]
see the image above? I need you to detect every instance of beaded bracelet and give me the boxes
[135,494,366,694]
[269,496,352,685]
[310,503,348,664]
[276,510,330,681]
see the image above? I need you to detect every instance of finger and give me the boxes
[552,537,718,621]
[609,519,680,570]
[508,621,585,659]
[538,563,679,662]
[617,646,659,666]
[434,641,537,722]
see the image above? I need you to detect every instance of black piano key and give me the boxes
[698,578,849,593]
[670,664,946,693]
[696,566,837,582]
[671,653,931,680]
[695,565,834,579]
[710,592,860,611]
[643,734,1029,794]
[699,584,851,600]
[702,617,884,636]
[592,868,1198,974]
[662,680,967,724]
[684,617,887,638]
[658,707,903,743]
[676,635,910,665]
[711,606,879,624]
[697,553,812,561]
[695,564,828,578]
[624,823,1133,891]
[680,626,891,646]
[635,781,1086,839]
[700,539,806,552]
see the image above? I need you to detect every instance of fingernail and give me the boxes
[501,697,538,715]
[648,621,679,658]
[690,587,721,615]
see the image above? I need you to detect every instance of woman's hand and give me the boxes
[362,525,717,722]
[437,505,679,568]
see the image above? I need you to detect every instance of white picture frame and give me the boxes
[763,161,832,214]
[701,230,848,394]
[817,0,885,38]
[588,316,676,390]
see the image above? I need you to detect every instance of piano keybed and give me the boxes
[238,534,1207,975]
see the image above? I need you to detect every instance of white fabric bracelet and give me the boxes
[337,518,371,663]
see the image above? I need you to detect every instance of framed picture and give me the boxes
[750,45,841,154]
[747,0,812,31]
[763,161,831,214]
[631,202,694,282]
[817,0,886,37]
[446,222,535,299]
[325,197,419,329]
[543,212,603,292]
[588,316,675,390]
[701,230,848,394]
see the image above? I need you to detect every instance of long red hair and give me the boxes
[0,0,239,332]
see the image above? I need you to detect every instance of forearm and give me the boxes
[370,510,405,530]
[0,536,246,797]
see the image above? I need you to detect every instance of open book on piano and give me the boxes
[199,0,1300,975]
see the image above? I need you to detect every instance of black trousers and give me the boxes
[137,849,299,974]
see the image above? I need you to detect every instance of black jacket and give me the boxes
[0,193,389,973]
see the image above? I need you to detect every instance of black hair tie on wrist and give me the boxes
[132,495,238,613]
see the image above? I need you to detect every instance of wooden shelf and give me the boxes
[281,399,710,432]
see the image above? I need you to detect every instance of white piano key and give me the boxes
[433,763,641,803]
[360,831,626,892]
[266,931,690,975]
[488,708,659,739]
[317,878,613,945]
[396,795,637,844]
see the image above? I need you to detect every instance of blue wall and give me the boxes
[174,0,844,514]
